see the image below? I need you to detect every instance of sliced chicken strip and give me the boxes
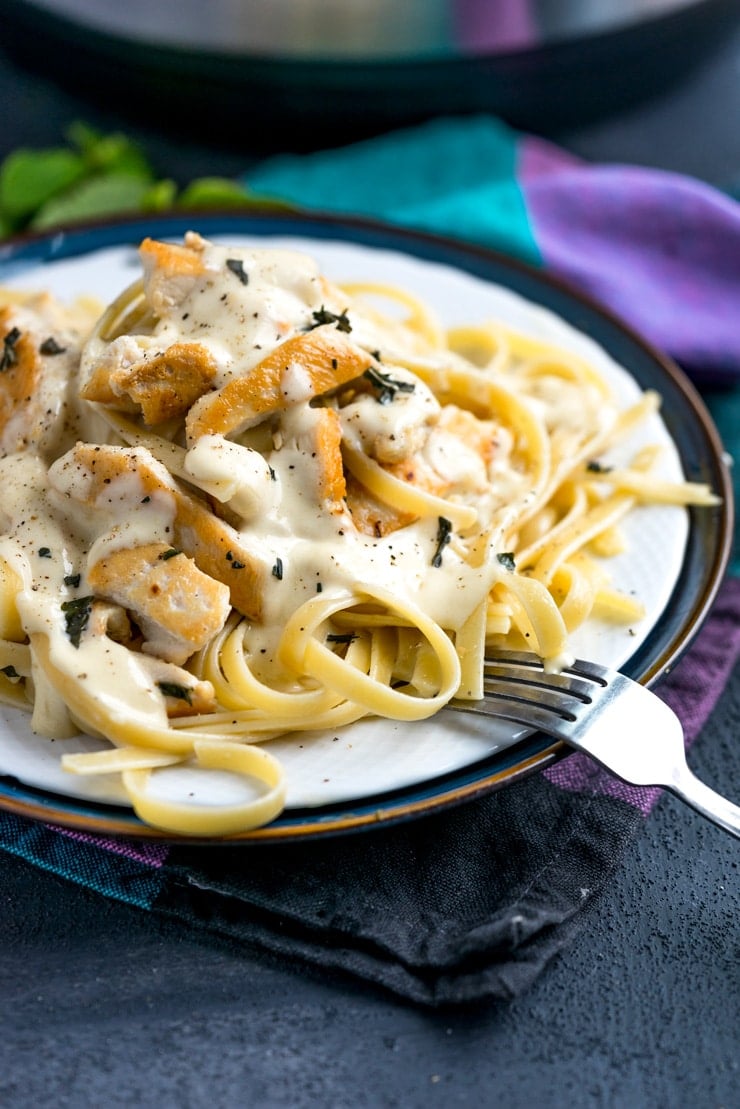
[85,600,218,716]
[48,442,272,621]
[186,327,377,443]
[273,403,348,516]
[87,542,231,665]
[80,339,218,424]
[139,233,210,315]
[0,297,90,461]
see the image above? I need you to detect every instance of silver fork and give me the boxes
[449,651,740,839]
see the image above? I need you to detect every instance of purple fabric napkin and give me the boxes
[520,139,740,384]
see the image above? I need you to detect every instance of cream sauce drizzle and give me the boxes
[0,241,605,722]
[148,245,342,388]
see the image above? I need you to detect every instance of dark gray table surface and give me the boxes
[0,17,739,1108]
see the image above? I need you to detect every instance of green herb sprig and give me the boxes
[363,366,416,405]
[61,596,94,648]
[0,122,290,238]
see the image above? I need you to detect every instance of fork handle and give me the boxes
[667,768,740,840]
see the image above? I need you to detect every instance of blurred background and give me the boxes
[0,0,739,188]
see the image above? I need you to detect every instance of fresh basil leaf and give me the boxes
[177,176,286,211]
[30,173,155,230]
[67,121,152,178]
[0,122,292,238]
[142,178,178,212]
[0,147,86,225]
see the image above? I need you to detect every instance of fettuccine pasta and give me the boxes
[0,233,719,835]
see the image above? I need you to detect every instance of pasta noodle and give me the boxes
[0,232,720,836]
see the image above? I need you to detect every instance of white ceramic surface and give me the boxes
[0,233,689,812]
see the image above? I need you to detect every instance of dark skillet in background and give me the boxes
[0,0,738,154]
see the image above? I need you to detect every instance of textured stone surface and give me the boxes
[0,660,737,1108]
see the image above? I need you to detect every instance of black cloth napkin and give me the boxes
[134,579,740,1005]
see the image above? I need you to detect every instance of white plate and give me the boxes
[0,214,727,840]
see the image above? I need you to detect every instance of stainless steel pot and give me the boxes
[13,0,725,59]
[1,0,737,150]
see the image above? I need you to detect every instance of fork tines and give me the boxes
[480,652,609,723]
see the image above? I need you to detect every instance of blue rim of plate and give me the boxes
[0,210,733,843]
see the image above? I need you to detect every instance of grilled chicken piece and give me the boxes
[139,233,209,315]
[48,442,271,621]
[343,473,416,537]
[273,403,347,515]
[0,296,90,461]
[310,407,346,511]
[344,406,499,536]
[186,327,376,443]
[87,542,230,665]
[80,339,218,424]
[85,600,218,716]
[138,654,219,718]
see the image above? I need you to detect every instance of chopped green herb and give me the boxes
[226,258,248,285]
[157,681,192,704]
[327,632,357,644]
[308,306,352,333]
[38,547,52,558]
[63,573,81,588]
[432,517,453,568]
[363,366,415,406]
[158,548,181,561]
[0,664,19,680]
[61,595,94,647]
[231,559,246,570]
[39,336,66,356]
[586,460,613,474]
[496,552,516,572]
[272,558,283,580]
[0,327,21,371]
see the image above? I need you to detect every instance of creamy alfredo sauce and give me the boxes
[1,237,588,725]
[0,453,171,732]
[131,240,522,659]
